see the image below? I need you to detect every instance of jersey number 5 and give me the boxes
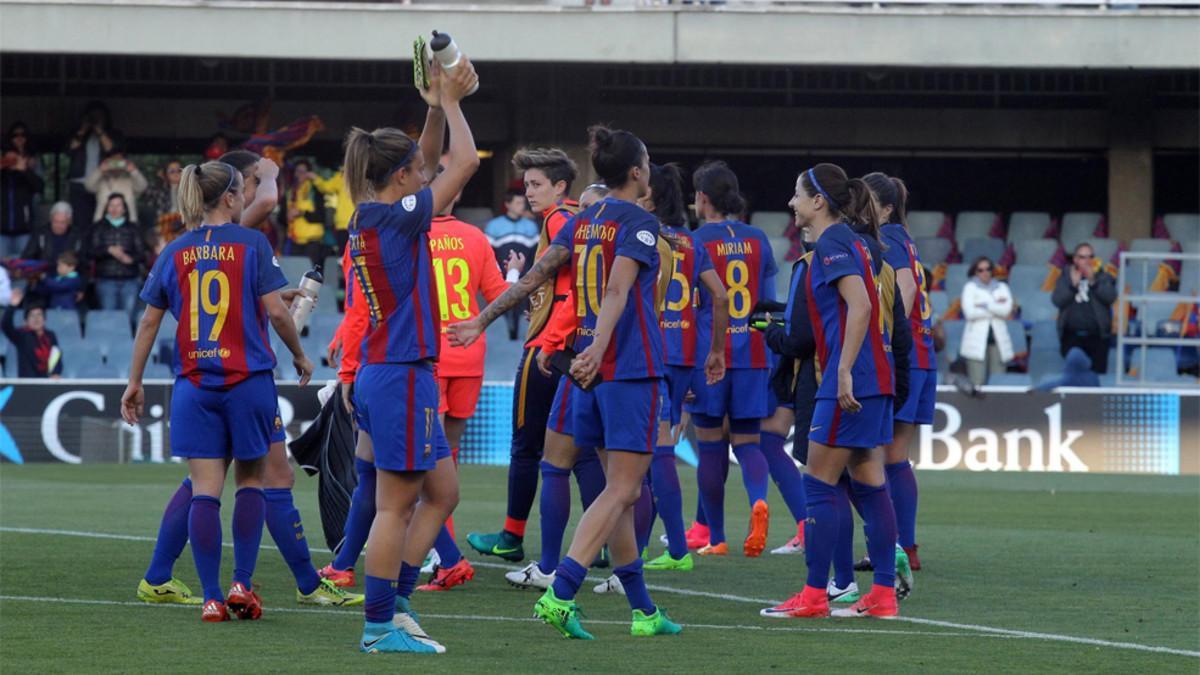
[187,269,230,342]
[666,251,691,312]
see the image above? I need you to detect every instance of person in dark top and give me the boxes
[1,121,45,259]
[66,101,120,231]
[22,202,88,268]
[1035,346,1101,390]
[36,251,84,310]
[1051,242,1117,374]
[89,193,146,317]
[2,288,62,378]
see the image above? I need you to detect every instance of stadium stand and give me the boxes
[1007,211,1052,243]
[916,237,953,266]
[1013,238,1059,265]
[454,207,494,229]
[954,211,998,247]
[1060,212,1104,251]
[751,211,791,238]
[907,211,946,239]
[961,237,1005,265]
[1162,213,1200,243]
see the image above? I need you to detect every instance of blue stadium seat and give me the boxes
[774,270,790,303]
[942,320,965,359]
[159,313,178,339]
[85,309,132,340]
[1178,261,1199,295]
[280,255,312,287]
[928,290,949,319]
[987,373,1031,387]
[1098,372,1116,387]
[59,345,105,378]
[71,360,122,379]
[961,238,1005,265]
[1029,320,1058,351]
[2,340,12,377]
[915,237,952,266]
[1028,349,1066,382]
[1013,239,1059,266]
[907,211,945,240]
[954,212,996,248]
[751,211,791,238]
[1122,259,1162,294]
[1007,212,1051,243]
[1020,292,1057,322]
[1088,238,1118,265]
[312,364,338,382]
[1007,264,1047,302]
[1144,348,1180,381]
[767,237,791,269]
[1137,296,1179,334]
[1130,238,1173,254]
[322,255,342,287]
[314,284,340,314]
[308,313,343,348]
[1163,213,1200,243]
[1005,320,1028,354]
[144,362,173,379]
[943,264,969,301]
[1060,212,1103,252]
[1182,240,1200,255]
[44,310,82,341]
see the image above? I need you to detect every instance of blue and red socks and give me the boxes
[333,458,376,571]
[634,474,655,555]
[614,558,655,615]
[231,487,265,589]
[145,477,193,585]
[364,575,397,624]
[851,479,898,588]
[433,525,462,568]
[832,476,856,590]
[885,460,919,549]
[573,447,606,509]
[551,556,588,601]
[651,447,688,559]
[539,461,572,575]
[264,487,320,595]
[802,474,839,591]
[762,431,808,525]
[188,495,223,602]
[506,449,541,538]
[696,440,729,544]
[732,442,769,506]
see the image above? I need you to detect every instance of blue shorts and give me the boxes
[574,378,666,454]
[269,405,285,444]
[663,365,698,427]
[808,395,894,450]
[895,369,937,425]
[170,371,275,461]
[688,367,769,422]
[354,363,451,472]
[547,376,575,437]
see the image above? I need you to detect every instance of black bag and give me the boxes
[288,383,358,554]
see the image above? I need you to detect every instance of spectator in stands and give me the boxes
[1,122,45,259]
[484,190,539,340]
[84,139,148,225]
[1035,346,1100,391]
[66,101,119,230]
[286,159,327,266]
[1051,242,1116,374]
[311,167,353,254]
[35,251,84,311]
[142,158,183,230]
[960,256,1015,386]
[3,288,62,378]
[21,202,87,269]
[89,193,146,315]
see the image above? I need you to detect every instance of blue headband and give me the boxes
[385,142,421,180]
[807,169,839,210]
[222,162,238,195]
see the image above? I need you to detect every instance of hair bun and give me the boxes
[588,125,613,150]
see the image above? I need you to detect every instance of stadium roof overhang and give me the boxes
[2,0,1199,70]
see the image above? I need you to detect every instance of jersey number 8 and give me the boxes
[725,259,752,320]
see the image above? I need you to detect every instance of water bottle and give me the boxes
[290,266,323,332]
[428,31,479,95]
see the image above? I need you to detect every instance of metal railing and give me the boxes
[1116,250,1200,387]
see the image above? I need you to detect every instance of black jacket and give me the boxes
[1051,267,1117,340]
[2,306,62,377]
[88,218,146,280]
[22,225,88,269]
[0,167,45,237]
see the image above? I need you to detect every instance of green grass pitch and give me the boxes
[1,463,1197,673]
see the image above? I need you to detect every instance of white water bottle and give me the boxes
[428,30,479,95]
[290,266,323,332]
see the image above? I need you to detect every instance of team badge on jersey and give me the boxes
[402,194,418,212]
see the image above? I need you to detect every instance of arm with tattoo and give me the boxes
[447,244,570,347]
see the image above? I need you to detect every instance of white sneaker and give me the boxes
[770,534,805,555]
[393,602,446,653]
[504,562,554,590]
[592,574,624,595]
[420,549,440,575]
[827,580,860,604]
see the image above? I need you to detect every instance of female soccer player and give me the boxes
[136,150,359,608]
[122,160,315,622]
[346,58,479,654]
[760,163,899,620]
[689,161,777,558]
[451,125,709,639]
[865,172,934,571]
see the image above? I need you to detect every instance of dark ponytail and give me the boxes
[802,162,881,241]
[649,162,687,228]
[862,171,908,229]
[342,126,418,205]
[692,160,747,218]
[588,125,646,189]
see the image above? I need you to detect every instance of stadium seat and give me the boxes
[1007,212,1051,243]
[954,211,997,247]
[1088,238,1118,265]
[1007,264,1047,301]
[1180,261,1200,295]
[103,340,134,368]
[1162,213,1200,243]
[1122,259,1162,294]
[1028,349,1066,382]
[280,255,312,286]
[750,211,791,237]
[1130,238,1173,254]
[961,237,1005,265]
[774,270,790,302]
[1021,292,1058,322]
[1182,240,1200,255]
[2,340,12,377]
[907,211,945,239]
[942,320,965,359]
[59,344,104,378]
[159,313,178,339]
[1005,319,1028,355]
[767,236,791,267]
[314,284,340,314]
[144,362,173,379]
[1013,238,1059,265]
[1098,372,1117,387]
[915,237,952,266]
[987,372,1031,387]
[1137,296,1179,333]
[70,360,122,379]
[312,364,338,382]
[1141,348,1180,381]
[944,263,969,300]
[322,256,342,285]
[308,313,343,349]
[929,290,949,318]
[44,310,83,342]
[1060,212,1103,251]
[1029,320,1059,351]
[454,207,494,229]
[85,310,132,340]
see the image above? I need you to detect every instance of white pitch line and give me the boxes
[2,526,1198,658]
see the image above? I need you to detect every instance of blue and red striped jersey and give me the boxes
[659,224,713,367]
[551,197,664,381]
[140,223,287,389]
[348,187,439,366]
[880,223,937,371]
[693,220,777,370]
[805,222,894,400]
